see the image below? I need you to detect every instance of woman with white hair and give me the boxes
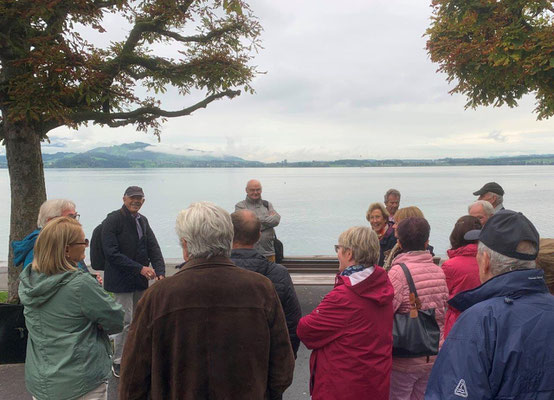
[297,226,394,400]
[19,217,123,400]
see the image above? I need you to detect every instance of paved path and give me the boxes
[0,285,332,400]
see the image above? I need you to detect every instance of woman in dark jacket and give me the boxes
[297,226,394,400]
[366,202,396,266]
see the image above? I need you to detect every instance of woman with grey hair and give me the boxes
[297,226,394,400]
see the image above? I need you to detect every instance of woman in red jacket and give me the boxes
[442,215,482,338]
[297,226,394,400]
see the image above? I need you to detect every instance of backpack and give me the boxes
[90,222,105,270]
[261,200,284,263]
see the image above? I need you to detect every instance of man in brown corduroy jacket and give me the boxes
[119,202,295,400]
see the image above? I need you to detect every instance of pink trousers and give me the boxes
[389,368,431,400]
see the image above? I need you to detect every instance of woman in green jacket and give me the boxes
[19,217,124,400]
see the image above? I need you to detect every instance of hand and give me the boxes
[95,274,103,285]
[155,275,165,281]
[140,266,156,280]
[269,211,276,216]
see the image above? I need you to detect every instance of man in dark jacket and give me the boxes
[119,202,294,400]
[101,186,165,377]
[425,210,554,400]
[231,209,302,356]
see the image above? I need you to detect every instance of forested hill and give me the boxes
[0,142,553,168]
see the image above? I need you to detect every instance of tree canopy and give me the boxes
[426,0,554,119]
[0,0,261,139]
[0,0,262,301]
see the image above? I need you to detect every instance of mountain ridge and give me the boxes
[1,142,553,168]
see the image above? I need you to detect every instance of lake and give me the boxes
[1,166,553,261]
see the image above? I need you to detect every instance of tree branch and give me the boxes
[158,23,242,44]
[69,89,240,126]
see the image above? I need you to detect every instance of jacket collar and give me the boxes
[231,248,264,260]
[449,268,549,312]
[177,255,236,273]
[245,196,262,205]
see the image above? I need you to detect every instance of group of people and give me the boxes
[11,180,554,399]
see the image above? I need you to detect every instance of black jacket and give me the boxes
[231,248,301,356]
[102,206,165,293]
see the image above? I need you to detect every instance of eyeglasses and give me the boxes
[67,213,80,221]
[69,238,89,247]
[334,245,342,253]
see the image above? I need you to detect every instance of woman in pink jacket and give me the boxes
[442,215,482,338]
[297,226,394,400]
[388,217,448,400]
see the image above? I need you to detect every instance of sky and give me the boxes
[32,0,554,162]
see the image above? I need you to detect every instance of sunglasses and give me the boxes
[69,238,89,247]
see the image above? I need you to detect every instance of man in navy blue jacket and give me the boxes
[102,186,165,377]
[425,210,554,399]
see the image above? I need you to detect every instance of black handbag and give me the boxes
[392,263,440,358]
[274,236,284,263]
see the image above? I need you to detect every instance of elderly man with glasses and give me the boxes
[12,198,89,272]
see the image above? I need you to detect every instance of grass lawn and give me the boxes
[0,291,8,302]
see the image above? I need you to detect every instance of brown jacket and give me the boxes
[119,256,295,400]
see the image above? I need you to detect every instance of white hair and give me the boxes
[478,242,536,276]
[37,199,76,228]
[175,202,233,259]
[468,200,494,216]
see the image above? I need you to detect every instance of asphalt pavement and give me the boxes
[0,284,332,400]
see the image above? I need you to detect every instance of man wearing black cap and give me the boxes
[101,185,165,378]
[473,181,505,213]
[425,210,554,399]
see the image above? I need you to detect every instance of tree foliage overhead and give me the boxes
[426,0,554,119]
[0,0,262,139]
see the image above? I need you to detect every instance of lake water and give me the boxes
[1,166,553,261]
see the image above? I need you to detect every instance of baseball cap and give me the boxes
[473,182,504,196]
[464,210,539,260]
[124,186,145,197]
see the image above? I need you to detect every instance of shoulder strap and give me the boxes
[262,200,269,209]
[398,263,421,315]
[398,263,418,297]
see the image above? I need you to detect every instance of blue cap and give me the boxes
[464,210,539,260]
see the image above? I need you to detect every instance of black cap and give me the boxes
[473,182,504,196]
[124,186,144,197]
[464,210,539,260]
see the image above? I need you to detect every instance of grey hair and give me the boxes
[478,242,536,276]
[175,202,233,259]
[338,226,380,267]
[37,199,76,228]
[384,188,401,202]
[468,200,494,216]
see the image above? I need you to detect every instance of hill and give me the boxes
[0,143,553,168]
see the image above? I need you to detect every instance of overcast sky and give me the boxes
[36,0,554,161]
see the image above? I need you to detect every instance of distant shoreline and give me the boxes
[1,142,553,168]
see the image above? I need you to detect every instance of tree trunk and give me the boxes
[4,122,46,302]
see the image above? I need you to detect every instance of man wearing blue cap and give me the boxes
[425,210,554,399]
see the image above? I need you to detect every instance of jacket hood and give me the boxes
[18,266,80,307]
[12,229,40,266]
[446,243,478,259]
[449,268,549,312]
[336,266,394,306]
